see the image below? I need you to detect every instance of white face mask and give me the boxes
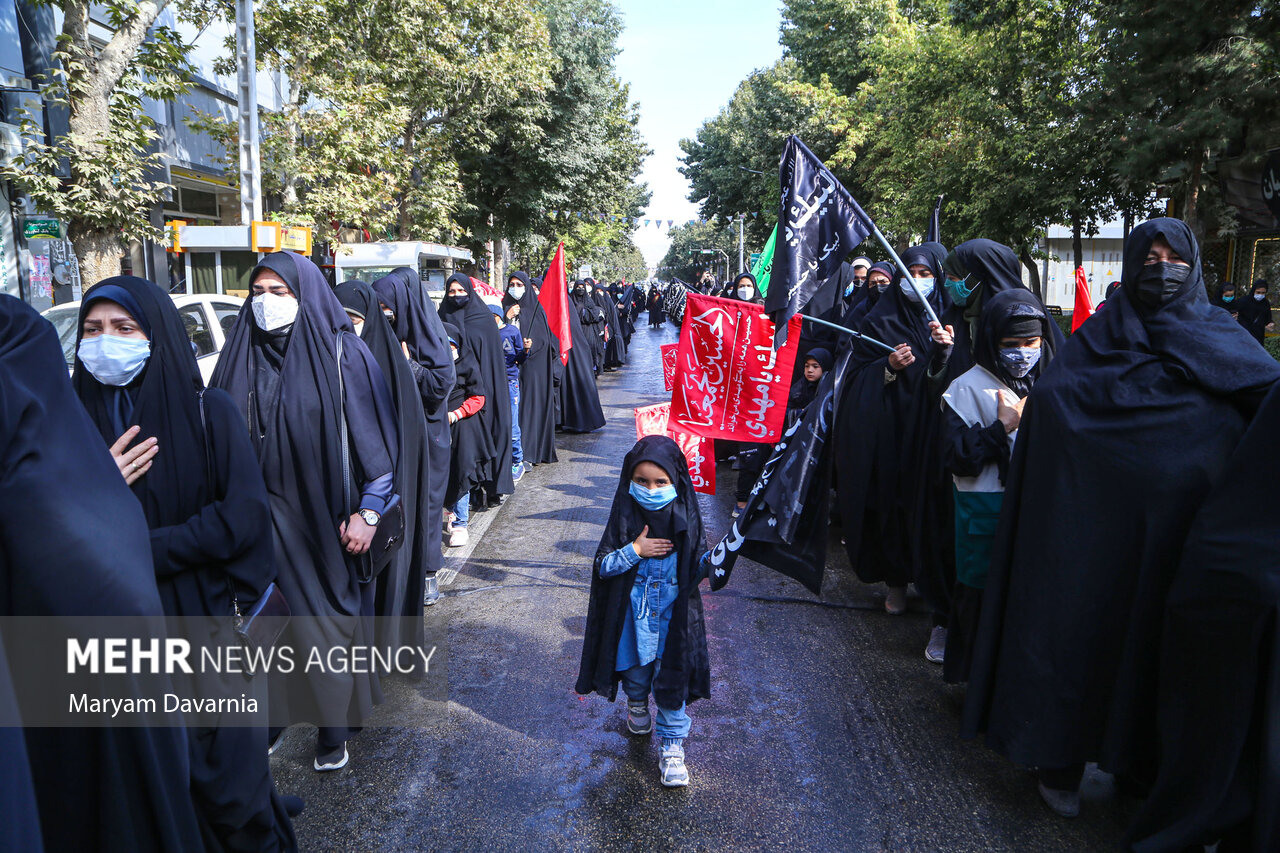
[252,292,299,332]
[1255,293,1267,302]
[450,346,460,362]
[900,276,934,302]
[77,334,152,386]
[352,319,365,337]
[737,287,754,300]
[508,285,526,301]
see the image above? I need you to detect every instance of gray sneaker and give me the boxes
[659,739,689,787]
[423,574,440,607]
[626,700,652,735]
[925,625,947,664]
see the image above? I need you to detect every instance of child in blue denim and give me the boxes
[576,435,711,787]
[488,302,526,481]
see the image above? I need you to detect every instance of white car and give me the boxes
[42,293,245,384]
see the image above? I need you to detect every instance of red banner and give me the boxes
[670,293,802,443]
[469,276,504,304]
[660,343,678,391]
[634,403,715,495]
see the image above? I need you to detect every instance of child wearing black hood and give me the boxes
[576,435,711,788]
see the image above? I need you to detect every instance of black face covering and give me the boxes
[450,293,471,309]
[1135,262,1193,307]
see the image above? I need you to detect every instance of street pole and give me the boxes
[737,214,744,274]
[234,0,262,224]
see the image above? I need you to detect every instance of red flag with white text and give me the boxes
[670,292,802,443]
[634,403,715,495]
[660,343,678,391]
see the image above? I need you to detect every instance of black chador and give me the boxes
[503,271,558,464]
[962,219,1280,786]
[1,293,206,852]
[439,273,514,496]
[372,268,455,603]
[558,280,607,433]
[212,252,399,747]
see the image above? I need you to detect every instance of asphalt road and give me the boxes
[269,320,1139,852]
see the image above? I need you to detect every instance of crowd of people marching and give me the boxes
[655,218,1274,852]
[1,215,1275,852]
[0,255,659,852]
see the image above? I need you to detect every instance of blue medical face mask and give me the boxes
[998,345,1042,378]
[944,275,975,306]
[900,276,934,302]
[78,333,152,386]
[629,480,677,510]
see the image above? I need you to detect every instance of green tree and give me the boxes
[4,0,193,283]
[657,220,739,283]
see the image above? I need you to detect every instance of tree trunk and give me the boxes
[1019,246,1042,299]
[1183,149,1205,237]
[70,224,124,285]
[1071,215,1084,274]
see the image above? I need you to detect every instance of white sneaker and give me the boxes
[925,625,947,663]
[659,740,689,787]
[423,574,440,606]
[446,527,469,548]
[313,743,349,772]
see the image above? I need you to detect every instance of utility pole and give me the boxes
[235,0,262,224]
[737,214,745,274]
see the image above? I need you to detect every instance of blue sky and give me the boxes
[614,0,785,267]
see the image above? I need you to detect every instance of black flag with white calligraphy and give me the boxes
[701,347,853,596]
[766,135,873,346]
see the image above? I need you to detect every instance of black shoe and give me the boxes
[313,742,349,772]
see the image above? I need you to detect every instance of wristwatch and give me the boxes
[358,508,381,527]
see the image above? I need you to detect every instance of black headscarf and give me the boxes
[439,273,514,494]
[973,289,1053,399]
[962,219,1280,778]
[576,436,710,709]
[852,241,949,367]
[374,267,455,385]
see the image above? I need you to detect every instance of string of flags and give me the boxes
[545,210,766,229]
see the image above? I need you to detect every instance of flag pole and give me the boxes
[863,217,942,327]
[799,313,897,354]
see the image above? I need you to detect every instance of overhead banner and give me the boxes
[634,403,715,495]
[660,343,678,391]
[670,292,802,444]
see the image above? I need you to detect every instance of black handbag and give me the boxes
[336,332,406,584]
[199,391,292,650]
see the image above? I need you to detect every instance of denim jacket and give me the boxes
[599,543,679,671]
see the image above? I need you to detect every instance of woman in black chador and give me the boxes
[962,219,1280,820]
[593,279,627,370]
[439,273,514,502]
[558,278,607,433]
[1,293,207,851]
[72,276,296,851]
[335,278,435,656]
[212,251,399,772]
[573,279,607,374]
[503,271,558,465]
[647,285,665,328]
[372,268,454,605]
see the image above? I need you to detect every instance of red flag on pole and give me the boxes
[660,343,678,391]
[634,403,715,494]
[1071,266,1094,333]
[540,243,572,365]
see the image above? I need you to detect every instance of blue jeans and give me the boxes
[452,495,469,529]
[508,378,523,467]
[619,660,690,739]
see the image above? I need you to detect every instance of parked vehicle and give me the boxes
[43,294,245,384]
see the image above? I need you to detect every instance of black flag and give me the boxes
[766,136,873,345]
[926,195,945,244]
[703,347,853,595]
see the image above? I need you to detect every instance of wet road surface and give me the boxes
[270,321,1138,852]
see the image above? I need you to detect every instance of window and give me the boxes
[212,301,242,341]
[221,251,258,297]
[179,304,216,357]
[191,254,217,295]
